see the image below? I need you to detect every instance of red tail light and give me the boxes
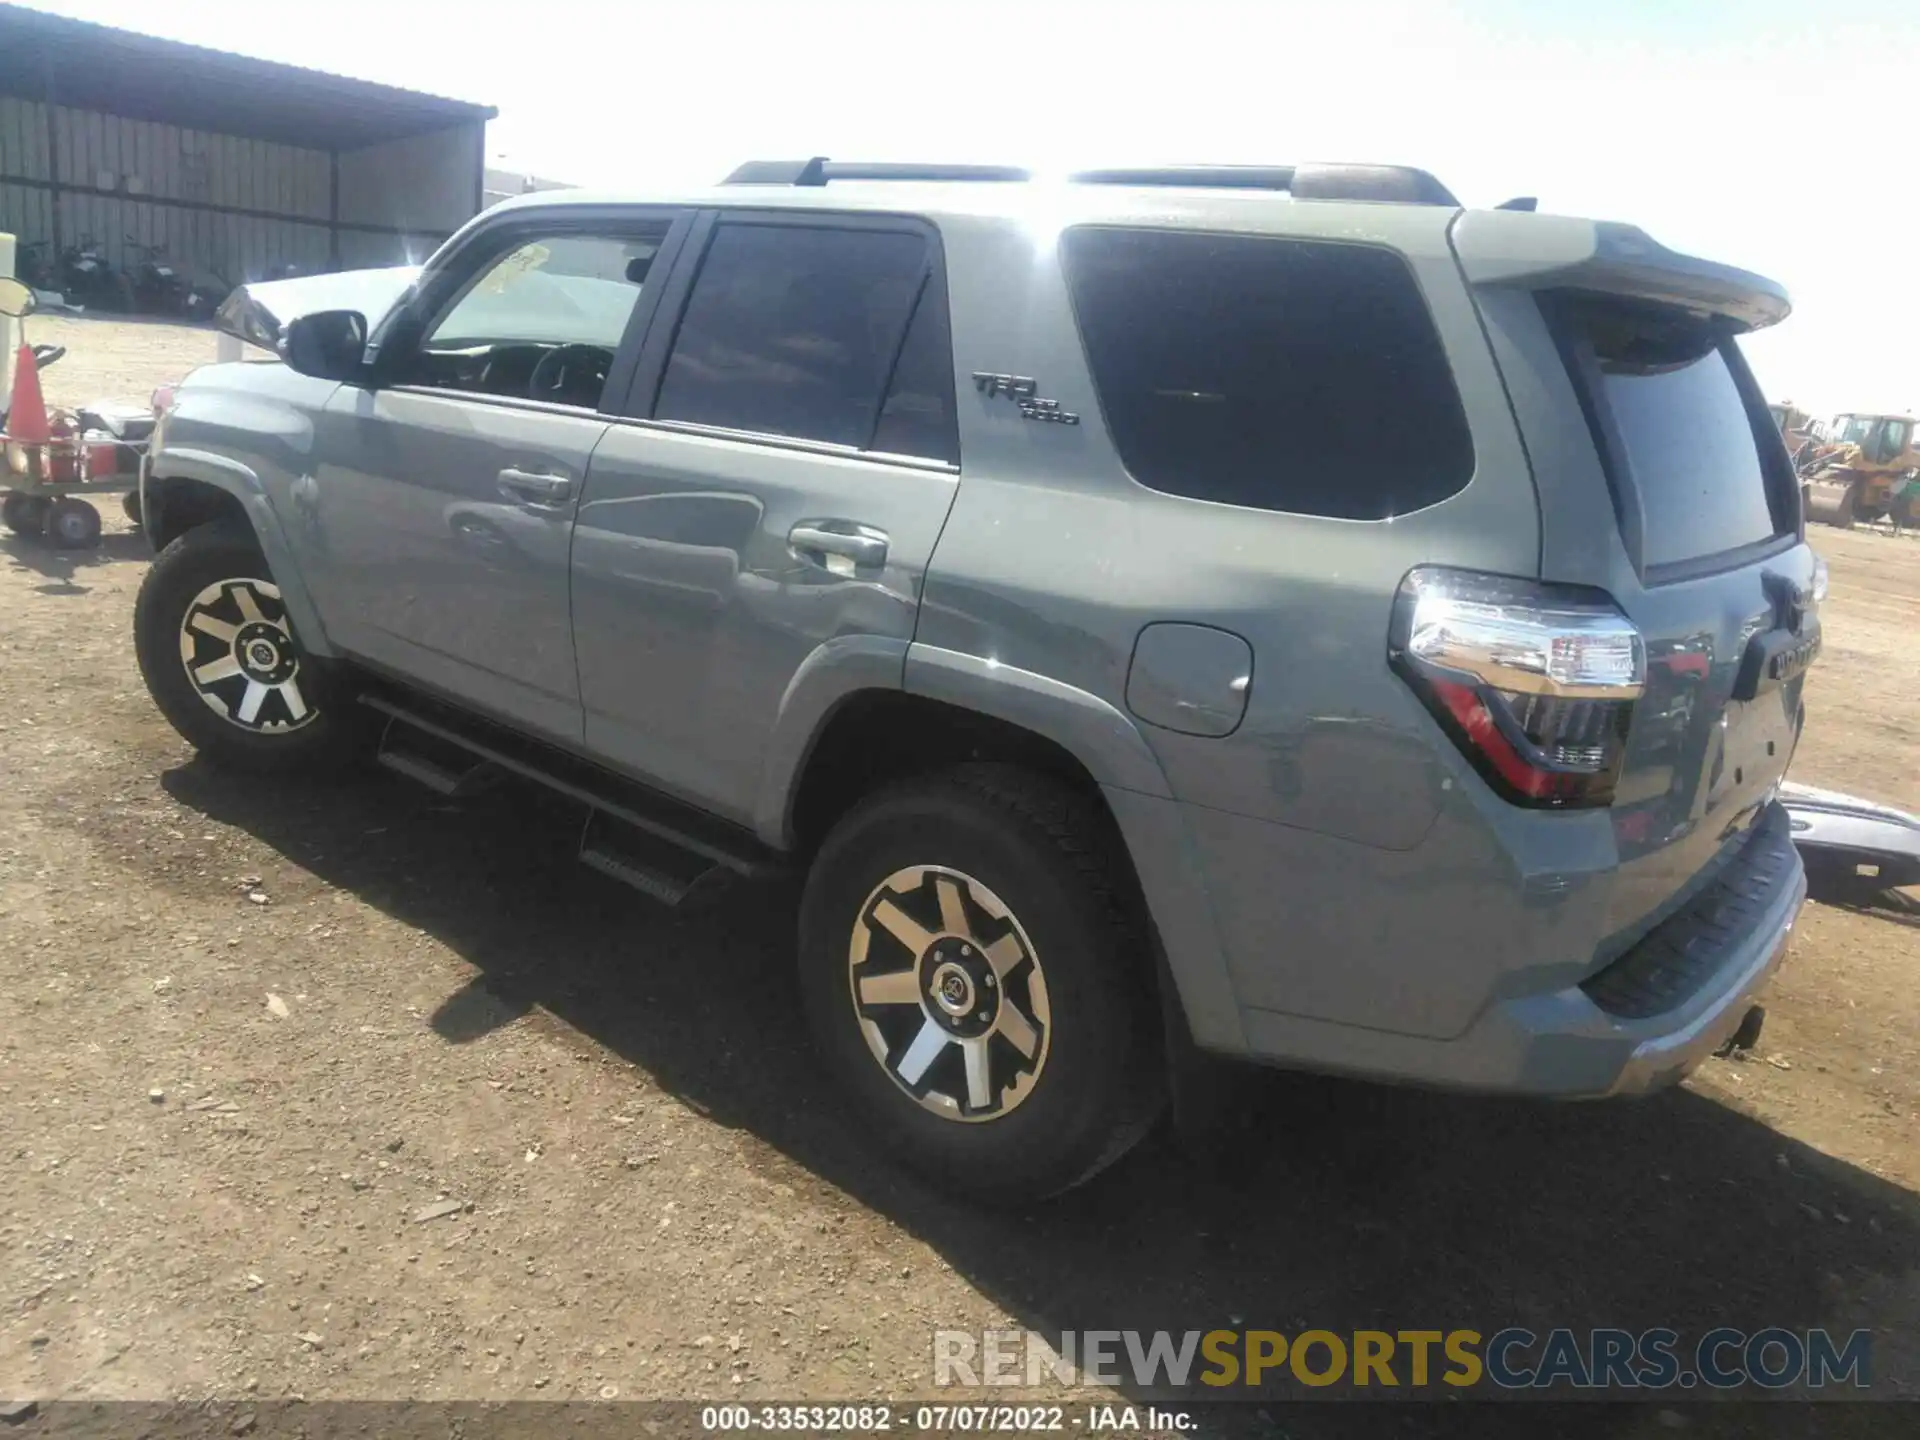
[1389,567,1646,809]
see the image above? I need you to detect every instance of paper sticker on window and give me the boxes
[482,243,552,293]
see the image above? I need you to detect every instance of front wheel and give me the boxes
[133,519,368,773]
[798,765,1164,1205]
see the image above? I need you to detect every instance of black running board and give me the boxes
[374,716,502,798]
[361,691,784,908]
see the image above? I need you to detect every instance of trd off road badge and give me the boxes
[971,372,1081,426]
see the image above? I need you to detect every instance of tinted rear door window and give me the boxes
[654,223,937,452]
[1062,227,1474,520]
[869,279,959,463]
[1557,299,1784,569]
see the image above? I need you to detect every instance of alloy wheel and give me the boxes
[177,577,317,732]
[847,865,1051,1122]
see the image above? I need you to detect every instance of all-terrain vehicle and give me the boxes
[132,159,1817,1203]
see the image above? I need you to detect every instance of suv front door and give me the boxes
[572,211,962,822]
[302,213,686,742]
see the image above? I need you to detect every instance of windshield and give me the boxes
[1835,415,1876,445]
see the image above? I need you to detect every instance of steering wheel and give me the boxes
[528,343,615,407]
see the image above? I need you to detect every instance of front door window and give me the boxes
[394,230,667,409]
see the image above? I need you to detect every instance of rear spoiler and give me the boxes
[1450,211,1790,333]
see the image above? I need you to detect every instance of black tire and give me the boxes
[121,488,143,526]
[133,519,368,774]
[2,492,49,536]
[45,497,102,549]
[798,763,1165,1205]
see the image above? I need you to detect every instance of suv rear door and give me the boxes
[571,210,962,822]
[1455,213,1818,944]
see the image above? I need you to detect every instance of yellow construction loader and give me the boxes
[1802,410,1918,528]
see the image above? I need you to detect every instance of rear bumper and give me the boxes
[1237,803,1806,1097]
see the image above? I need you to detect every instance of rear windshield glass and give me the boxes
[1062,227,1474,520]
[1560,300,1781,568]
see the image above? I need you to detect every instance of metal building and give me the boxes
[483,167,572,210]
[0,2,495,295]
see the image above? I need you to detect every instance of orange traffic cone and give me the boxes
[7,341,52,445]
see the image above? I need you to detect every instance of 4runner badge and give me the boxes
[972,372,1081,426]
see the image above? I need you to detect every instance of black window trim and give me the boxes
[1057,222,1477,522]
[614,206,961,470]
[361,203,695,418]
[1540,289,1801,587]
[614,415,959,474]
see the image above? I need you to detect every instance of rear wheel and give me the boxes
[798,764,1164,1205]
[121,488,143,526]
[133,519,367,773]
[2,492,49,536]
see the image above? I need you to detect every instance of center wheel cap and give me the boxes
[919,939,999,1037]
[931,962,975,1016]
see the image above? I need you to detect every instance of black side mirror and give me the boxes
[281,309,368,381]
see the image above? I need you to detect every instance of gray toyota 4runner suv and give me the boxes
[134,159,1820,1204]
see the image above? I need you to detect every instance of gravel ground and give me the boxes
[1,318,1916,1435]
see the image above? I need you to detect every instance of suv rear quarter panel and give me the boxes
[915,199,1573,1043]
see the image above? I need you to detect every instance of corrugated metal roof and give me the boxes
[0,2,495,151]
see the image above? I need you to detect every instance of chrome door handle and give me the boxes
[789,522,888,568]
[498,468,575,506]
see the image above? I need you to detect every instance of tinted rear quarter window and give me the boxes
[1553,298,1784,569]
[654,222,954,459]
[1062,228,1474,520]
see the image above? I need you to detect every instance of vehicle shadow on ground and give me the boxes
[1804,875,1920,932]
[2,526,145,593]
[160,763,1919,1439]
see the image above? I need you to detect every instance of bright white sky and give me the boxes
[27,0,1920,416]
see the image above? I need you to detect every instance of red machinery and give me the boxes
[2,288,153,549]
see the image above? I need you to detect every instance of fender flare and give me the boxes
[144,445,337,658]
[753,641,1247,1052]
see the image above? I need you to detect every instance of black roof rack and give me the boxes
[724,159,1033,186]
[720,158,1461,206]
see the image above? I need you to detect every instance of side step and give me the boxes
[577,810,730,909]
[375,716,502,797]
[360,691,785,909]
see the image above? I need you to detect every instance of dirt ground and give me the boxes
[2,318,1916,1434]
